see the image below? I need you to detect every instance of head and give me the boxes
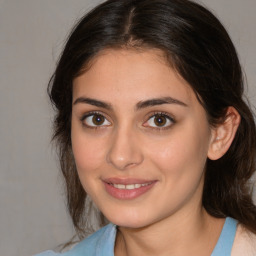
[49,0,256,237]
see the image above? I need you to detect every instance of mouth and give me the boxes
[103,178,157,200]
[108,182,154,190]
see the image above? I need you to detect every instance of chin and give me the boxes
[104,209,152,229]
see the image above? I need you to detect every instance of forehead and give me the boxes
[73,48,195,105]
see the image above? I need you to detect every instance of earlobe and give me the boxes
[208,107,241,160]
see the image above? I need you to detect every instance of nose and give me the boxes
[106,126,144,170]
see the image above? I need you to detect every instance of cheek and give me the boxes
[72,139,103,171]
[71,123,107,178]
[71,133,108,197]
[146,123,210,177]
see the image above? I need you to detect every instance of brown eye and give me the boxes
[154,114,167,127]
[144,113,174,129]
[83,113,111,127]
[92,114,105,125]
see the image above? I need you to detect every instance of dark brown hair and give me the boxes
[49,0,256,238]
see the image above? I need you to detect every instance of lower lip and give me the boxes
[103,181,157,200]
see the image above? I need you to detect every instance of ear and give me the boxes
[208,106,241,160]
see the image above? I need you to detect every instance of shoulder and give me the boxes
[34,223,117,256]
[65,223,116,255]
[232,224,256,256]
[33,251,60,256]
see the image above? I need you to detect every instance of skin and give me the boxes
[71,49,235,255]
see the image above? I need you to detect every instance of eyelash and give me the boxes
[80,111,111,129]
[143,112,175,130]
[80,111,175,130]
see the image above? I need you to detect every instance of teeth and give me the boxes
[112,182,152,190]
[126,184,136,190]
[113,184,125,189]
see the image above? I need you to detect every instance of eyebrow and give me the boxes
[73,96,187,110]
[136,97,187,110]
[73,97,113,110]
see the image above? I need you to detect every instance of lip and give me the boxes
[102,177,157,200]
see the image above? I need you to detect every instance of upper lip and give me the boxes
[102,177,157,185]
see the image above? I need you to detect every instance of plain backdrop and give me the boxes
[0,0,255,255]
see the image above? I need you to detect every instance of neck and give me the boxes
[115,207,225,256]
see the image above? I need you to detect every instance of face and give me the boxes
[71,49,213,228]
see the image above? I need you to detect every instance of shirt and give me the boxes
[35,217,256,256]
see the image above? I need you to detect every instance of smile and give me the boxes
[103,179,157,200]
[110,182,153,190]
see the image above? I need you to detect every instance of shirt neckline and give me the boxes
[211,217,237,256]
[104,217,237,256]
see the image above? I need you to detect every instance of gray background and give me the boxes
[0,0,255,255]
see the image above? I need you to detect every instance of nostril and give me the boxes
[106,129,144,170]
[106,148,144,170]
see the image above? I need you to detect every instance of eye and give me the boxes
[82,113,111,127]
[144,113,174,129]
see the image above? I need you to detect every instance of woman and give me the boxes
[36,0,256,255]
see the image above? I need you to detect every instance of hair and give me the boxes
[48,0,256,239]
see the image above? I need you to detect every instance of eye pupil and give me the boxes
[92,114,105,125]
[154,115,166,126]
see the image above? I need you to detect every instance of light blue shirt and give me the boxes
[35,217,237,256]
